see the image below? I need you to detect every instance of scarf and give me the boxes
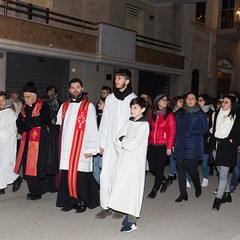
[215,108,235,139]
[154,108,166,116]
[113,86,133,101]
[183,103,201,114]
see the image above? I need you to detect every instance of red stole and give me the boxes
[14,99,43,176]
[61,99,90,199]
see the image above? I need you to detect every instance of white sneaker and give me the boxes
[212,188,218,194]
[186,180,191,188]
[121,223,137,233]
[201,178,209,187]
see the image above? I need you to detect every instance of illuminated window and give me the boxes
[196,2,206,23]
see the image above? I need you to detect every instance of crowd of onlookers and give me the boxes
[1,69,240,233]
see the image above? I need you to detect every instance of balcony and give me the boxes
[217,8,240,42]
[0,0,184,72]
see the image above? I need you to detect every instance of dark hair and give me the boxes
[100,97,106,103]
[130,97,147,109]
[171,95,183,110]
[46,86,56,92]
[152,95,172,121]
[114,68,132,81]
[0,91,7,97]
[68,78,83,88]
[198,94,212,106]
[101,86,112,94]
[229,90,240,99]
[185,92,198,100]
[223,95,238,119]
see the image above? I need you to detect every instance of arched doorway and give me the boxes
[216,59,233,95]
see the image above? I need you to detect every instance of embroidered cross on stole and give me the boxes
[61,99,90,199]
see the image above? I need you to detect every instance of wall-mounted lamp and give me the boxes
[185,57,192,62]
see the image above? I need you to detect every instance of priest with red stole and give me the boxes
[14,82,54,200]
[56,78,99,213]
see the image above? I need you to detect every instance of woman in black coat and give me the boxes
[211,95,240,211]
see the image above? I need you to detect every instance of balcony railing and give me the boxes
[218,8,240,29]
[0,0,182,54]
[0,0,98,33]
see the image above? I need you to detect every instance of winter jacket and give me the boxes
[148,111,176,149]
[173,108,208,161]
[211,111,240,167]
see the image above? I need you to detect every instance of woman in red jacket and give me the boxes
[147,93,176,198]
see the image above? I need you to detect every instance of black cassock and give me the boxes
[16,100,58,195]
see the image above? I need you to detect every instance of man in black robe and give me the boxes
[14,82,58,200]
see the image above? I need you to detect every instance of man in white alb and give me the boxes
[96,68,137,219]
[56,78,99,213]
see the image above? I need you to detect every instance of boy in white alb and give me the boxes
[108,97,149,232]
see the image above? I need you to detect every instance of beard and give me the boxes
[115,82,127,91]
[70,91,82,99]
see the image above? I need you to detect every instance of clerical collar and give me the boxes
[114,85,133,101]
[70,95,83,103]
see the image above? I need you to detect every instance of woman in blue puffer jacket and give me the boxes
[173,92,208,202]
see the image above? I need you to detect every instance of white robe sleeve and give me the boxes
[0,109,17,142]
[98,96,110,148]
[83,103,99,155]
[56,104,63,125]
[117,122,149,152]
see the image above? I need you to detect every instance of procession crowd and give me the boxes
[0,68,240,233]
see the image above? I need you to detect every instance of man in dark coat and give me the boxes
[14,82,57,200]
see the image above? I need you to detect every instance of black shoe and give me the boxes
[26,192,34,199]
[12,176,23,192]
[147,188,158,199]
[195,186,202,198]
[0,189,5,195]
[209,165,214,176]
[76,202,87,213]
[27,193,42,201]
[212,198,221,211]
[221,192,232,204]
[61,205,75,212]
[171,173,177,180]
[160,179,172,193]
[175,192,188,202]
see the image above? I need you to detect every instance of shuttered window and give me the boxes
[6,52,70,102]
[126,4,144,35]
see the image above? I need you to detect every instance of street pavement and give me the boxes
[0,169,240,240]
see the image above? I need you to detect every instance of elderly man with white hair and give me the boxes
[14,82,53,200]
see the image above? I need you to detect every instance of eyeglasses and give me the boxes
[222,101,230,104]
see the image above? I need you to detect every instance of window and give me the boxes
[221,0,235,28]
[196,2,206,23]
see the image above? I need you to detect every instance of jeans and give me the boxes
[216,166,230,199]
[201,154,210,179]
[230,151,240,188]
[93,154,102,184]
[169,155,176,176]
